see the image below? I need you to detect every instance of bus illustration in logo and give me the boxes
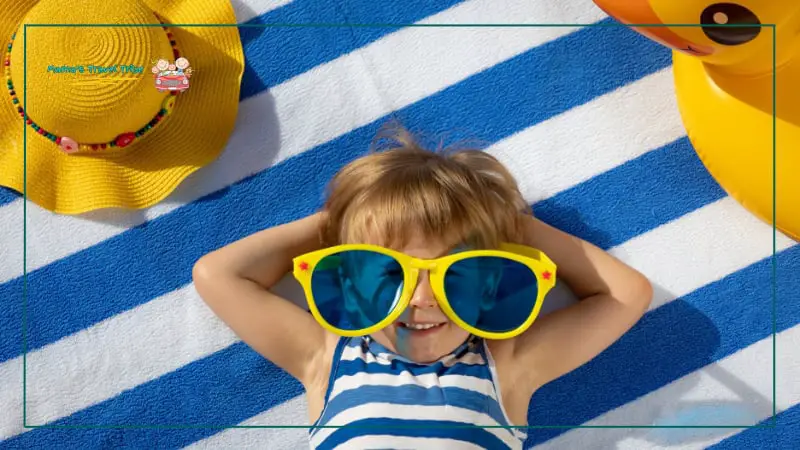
[151,58,192,93]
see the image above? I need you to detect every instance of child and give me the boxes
[193,122,653,449]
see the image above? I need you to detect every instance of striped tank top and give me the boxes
[308,335,527,449]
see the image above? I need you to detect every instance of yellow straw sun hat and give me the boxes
[0,0,245,214]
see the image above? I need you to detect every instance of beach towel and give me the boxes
[1,0,797,448]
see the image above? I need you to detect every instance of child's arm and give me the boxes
[511,215,653,392]
[192,213,334,388]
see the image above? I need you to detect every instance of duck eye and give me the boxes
[700,3,761,45]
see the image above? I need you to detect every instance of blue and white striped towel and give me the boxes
[1,0,796,449]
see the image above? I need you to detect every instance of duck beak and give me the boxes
[593,0,714,56]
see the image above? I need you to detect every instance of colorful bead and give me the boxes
[4,16,182,154]
[115,132,135,148]
[161,96,176,114]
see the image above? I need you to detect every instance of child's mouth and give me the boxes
[397,321,447,335]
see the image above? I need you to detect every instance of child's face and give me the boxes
[368,234,471,364]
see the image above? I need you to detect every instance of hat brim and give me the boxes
[0,0,245,214]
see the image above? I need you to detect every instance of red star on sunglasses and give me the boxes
[542,271,552,280]
[299,261,309,272]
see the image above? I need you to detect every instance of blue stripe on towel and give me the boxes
[524,244,799,447]
[0,22,672,364]
[6,244,795,449]
[0,188,17,207]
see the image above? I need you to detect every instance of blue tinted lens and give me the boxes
[310,250,405,331]
[444,256,539,333]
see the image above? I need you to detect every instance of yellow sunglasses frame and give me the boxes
[292,243,557,340]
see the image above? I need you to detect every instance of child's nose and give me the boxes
[409,271,437,309]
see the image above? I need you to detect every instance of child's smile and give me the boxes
[396,320,450,338]
[397,321,447,331]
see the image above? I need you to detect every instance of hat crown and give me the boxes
[8,0,174,145]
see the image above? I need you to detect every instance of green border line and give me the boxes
[20,22,777,431]
[20,424,776,430]
[23,22,768,28]
[771,23,777,427]
[22,22,28,431]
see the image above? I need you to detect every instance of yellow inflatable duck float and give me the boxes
[593,0,800,241]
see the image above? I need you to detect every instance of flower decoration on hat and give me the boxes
[4,18,186,155]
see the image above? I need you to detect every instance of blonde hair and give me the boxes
[320,121,531,250]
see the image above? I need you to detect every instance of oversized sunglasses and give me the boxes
[292,243,556,340]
